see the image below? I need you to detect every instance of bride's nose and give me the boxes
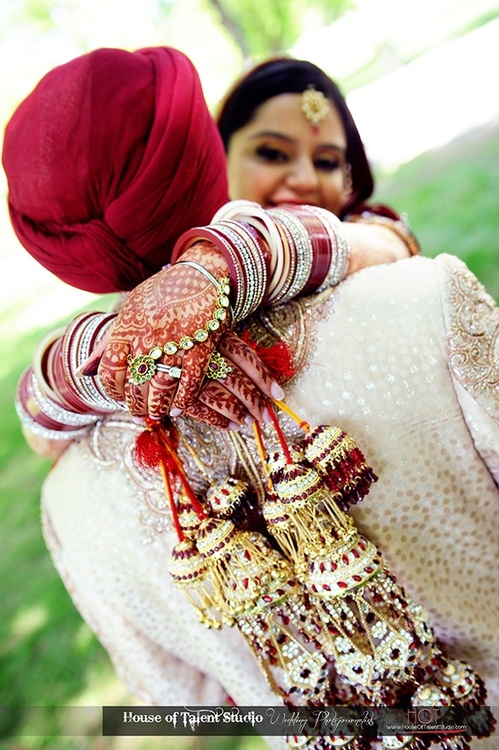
[285,156,319,193]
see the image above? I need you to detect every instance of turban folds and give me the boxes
[2,47,228,293]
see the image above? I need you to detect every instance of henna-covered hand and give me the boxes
[183,331,285,428]
[98,242,230,417]
[97,242,284,425]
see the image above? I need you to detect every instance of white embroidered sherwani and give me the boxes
[39,255,499,748]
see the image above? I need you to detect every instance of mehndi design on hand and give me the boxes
[126,275,230,385]
[98,242,231,418]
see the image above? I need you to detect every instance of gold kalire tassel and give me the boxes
[304,424,378,511]
[264,444,437,706]
[138,415,492,749]
[257,403,491,748]
[170,473,337,705]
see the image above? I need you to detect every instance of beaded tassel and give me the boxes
[138,412,492,748]
[263,445,437,705]
[133,420,224,629]
[204,474,267,534]
[156,463,334,705]
[205,476,249,518]
[263,448,357,570]
[169,536,225,629]
[175,512,335,704]
[273,401,377,513]
[304,425,378,511]
[258,403,492,748]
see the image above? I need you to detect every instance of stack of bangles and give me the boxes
[16,203,420,434]
[16,312,120,440]
[172,201,421,322]
[171,201,353,321]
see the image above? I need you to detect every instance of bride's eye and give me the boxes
[255,145,289,164]
[314,156,341,172]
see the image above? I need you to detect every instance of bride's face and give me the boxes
[226,93,351,216]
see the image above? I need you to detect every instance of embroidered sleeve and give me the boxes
[439,253,499,419]
[438,253,499,482]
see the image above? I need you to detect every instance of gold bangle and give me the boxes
[347,213,420,257]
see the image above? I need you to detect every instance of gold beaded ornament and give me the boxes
[169,483,335,704]
[184,404,490,744]
[300,86,330,129]
[127,276,231,385]
[133,406,493,747]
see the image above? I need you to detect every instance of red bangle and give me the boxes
[295,207,332,295]
[172,228,241,298]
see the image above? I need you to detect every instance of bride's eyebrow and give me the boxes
[250,130,295,143]
[315,144,346,154]
[250,131,345,153]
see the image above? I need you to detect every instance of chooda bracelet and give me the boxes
[127,274,231,386]
[16,312,120,441]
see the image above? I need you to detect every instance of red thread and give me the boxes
[134,419,207,532]
[241,331,295,382]
[267,402,293,464]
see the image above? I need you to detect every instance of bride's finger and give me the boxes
[98,339,131,402]
[197,380,250,425]
[170,341,216,411]
[124,380,149,416]
[203,360,268,421]
[182,400,231,429]
[219,332,285,400]
[147,362,184,420]
[77,323,114,377]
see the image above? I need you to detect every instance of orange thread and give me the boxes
[272,399,310,432]
[267,402,293,464]
[252,421,274,491]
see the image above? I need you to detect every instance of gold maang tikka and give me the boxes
[300,85,330,129]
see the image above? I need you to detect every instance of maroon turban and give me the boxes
[2,47,228,293]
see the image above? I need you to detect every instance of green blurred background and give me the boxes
[1,1,498,748]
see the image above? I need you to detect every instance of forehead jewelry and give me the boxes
[300,85,330,129]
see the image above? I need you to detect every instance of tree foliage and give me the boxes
[1,0,55,41]
[203,0,354,63]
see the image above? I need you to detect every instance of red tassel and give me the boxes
[241,331,296,382]
[159,459,185,542]
[134,418,207,522]
[134,419,177,472]
[135,429,166,469]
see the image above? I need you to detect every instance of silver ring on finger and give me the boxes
[156,363,182,379]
